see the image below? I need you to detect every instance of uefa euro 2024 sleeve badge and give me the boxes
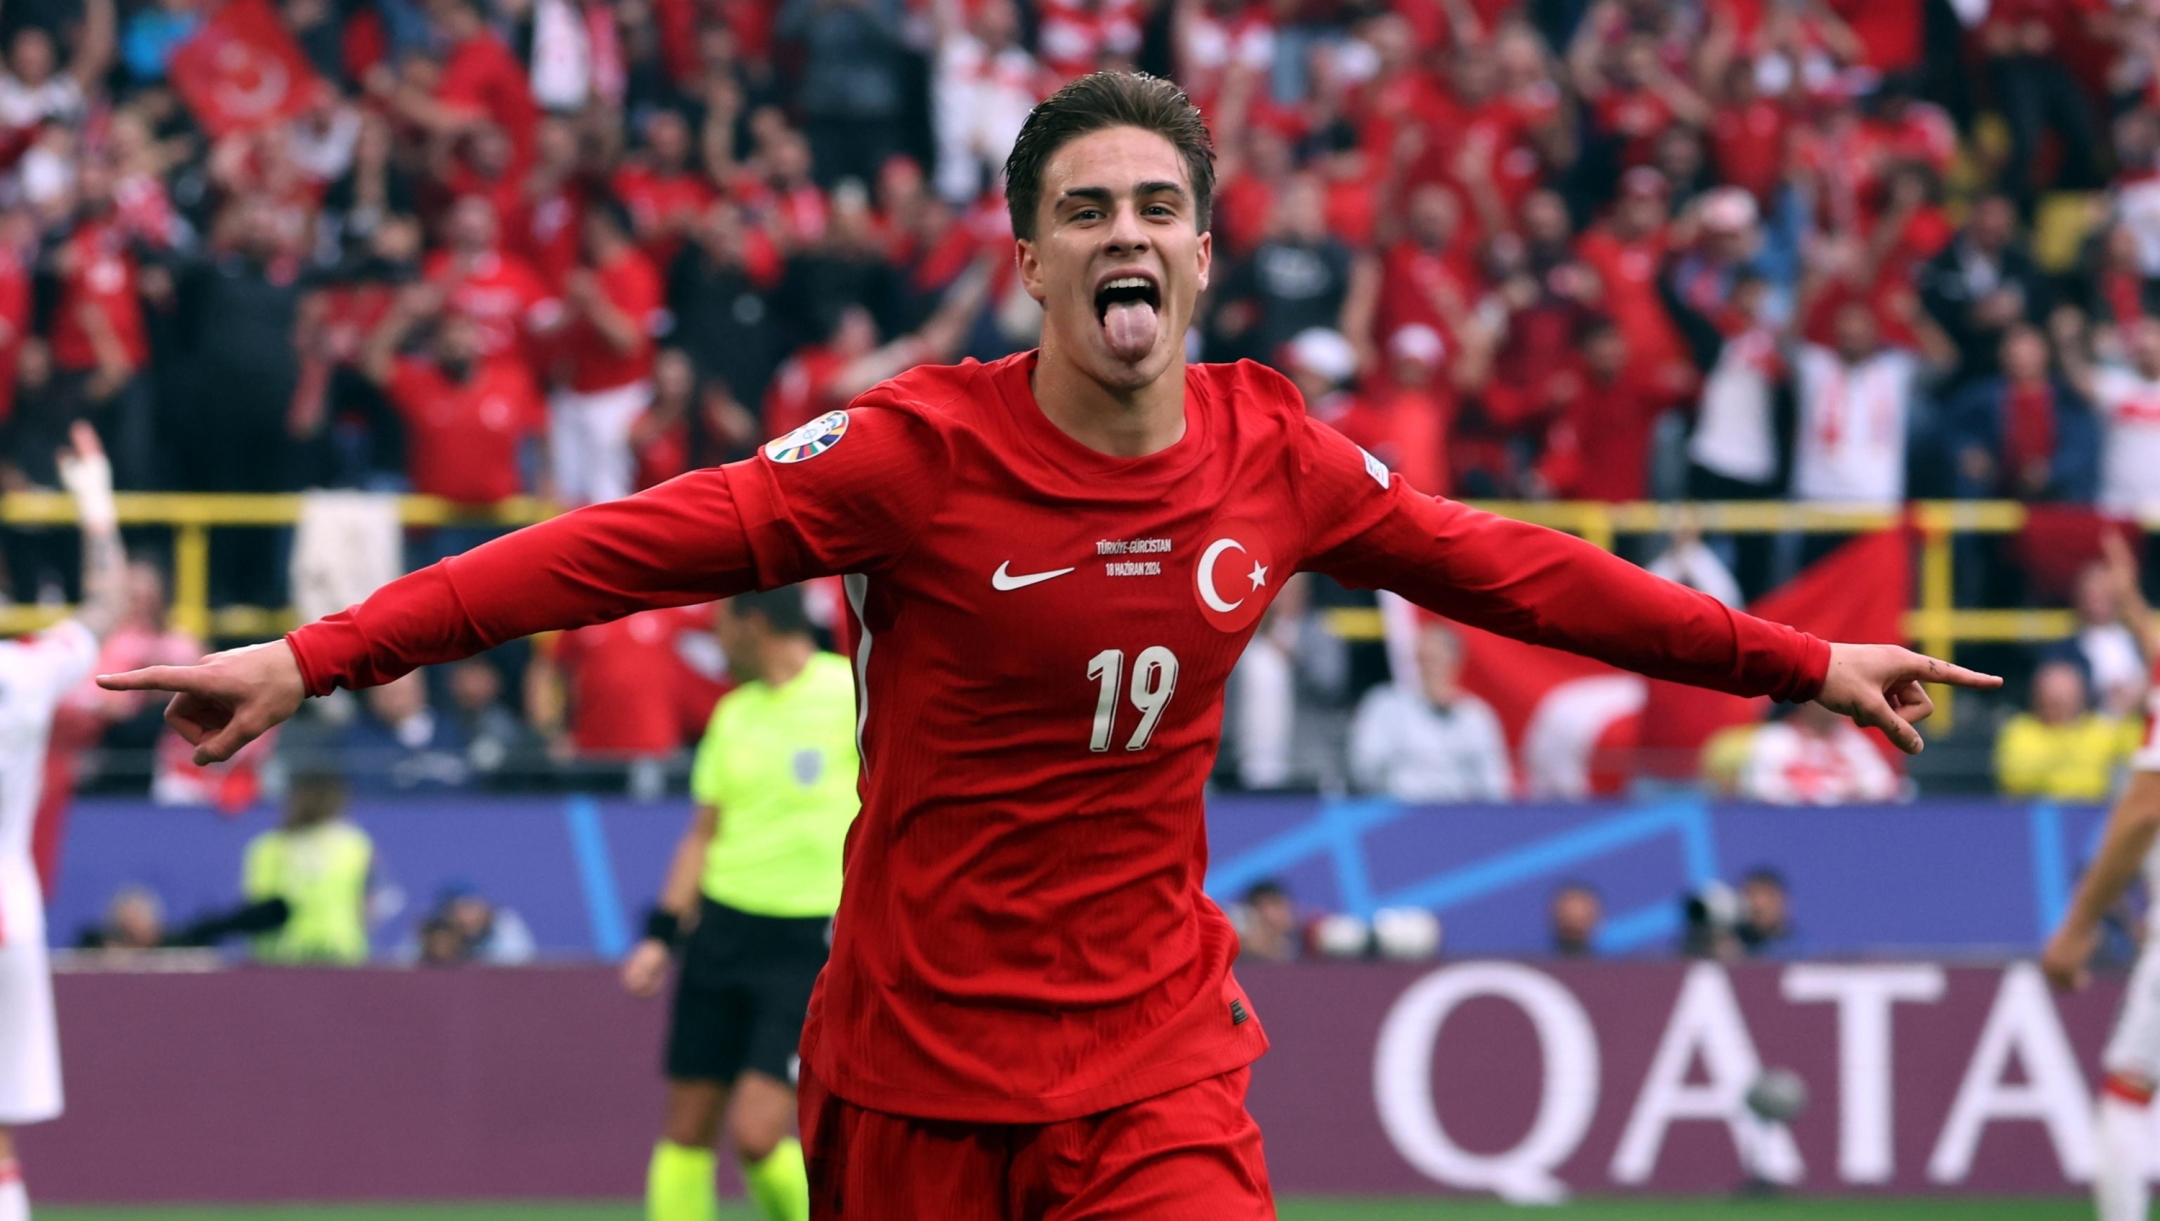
[764,410,851,463]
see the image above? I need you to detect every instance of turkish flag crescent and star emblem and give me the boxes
[1193,520,1275,633]
[168,0,321,137]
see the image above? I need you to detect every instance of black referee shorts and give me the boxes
[666,896,831,1086]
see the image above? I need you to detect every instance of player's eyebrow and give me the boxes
[1057,182,1189,210]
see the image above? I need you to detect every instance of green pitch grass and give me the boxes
[37,1199,2092,1220]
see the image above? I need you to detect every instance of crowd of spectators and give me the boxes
[17,0,2160,796]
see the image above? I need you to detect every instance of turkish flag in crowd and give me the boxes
[168,0,322,137]
[1393,529,1915,792]
[1636,529,1913,775]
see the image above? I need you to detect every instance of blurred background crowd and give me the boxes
[10,0,2160,812]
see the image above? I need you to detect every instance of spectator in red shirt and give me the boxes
[435,123,525,236]
[422,0,541,166]
[1578,34,1709,171]
[532,603,730,781]
[509,116,590,290]
[1577,166,1687,379]
[549,200,665,507]
[1350,183,1476,376]
[360,283,547,510]
[424,194,564,363]
[1708,60,1790,206]
[1361,324,1454,497]
[631,346,695,491]
[1536,316,1685,502]
[1486,188,1600,397]
[36,159,156,489]
[612,108,717,271]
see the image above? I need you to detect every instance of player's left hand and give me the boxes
[1815,643,2002,755]
[2041,923,2096,992]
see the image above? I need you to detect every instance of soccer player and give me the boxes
[3,423,126,1221]
[2044,659,2160,1221]
[108,73,1997,1217]
[622,586,856,1221]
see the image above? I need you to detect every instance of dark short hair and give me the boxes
[1004,71,1215,242]
[731,585,812,637]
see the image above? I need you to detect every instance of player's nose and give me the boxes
[1103,202,1150,253]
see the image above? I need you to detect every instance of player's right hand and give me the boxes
[621,938,672,998]
[96,639,308,765]
[2041,924,2096,993]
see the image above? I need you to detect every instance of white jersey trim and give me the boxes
[844,573,872,769]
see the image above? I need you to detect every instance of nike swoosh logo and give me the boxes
[992,561,1077,591]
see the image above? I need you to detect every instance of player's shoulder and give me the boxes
[851,354,1015,425]
[1190,358,1310,438]
[1191,357,1300,405]
[807,353,1025,457]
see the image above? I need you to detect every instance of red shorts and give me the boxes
[799,1064,1274,1220]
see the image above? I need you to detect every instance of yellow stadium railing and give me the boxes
[0,493,2093,730]
[0,492,556,639]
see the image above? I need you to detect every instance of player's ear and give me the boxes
[1196,229,1212,294]
[1015,238,1048,304]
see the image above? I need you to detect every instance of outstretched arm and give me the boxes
[102,405,947,763]
[2044,770,2160,991]
[1296,416,1997,752]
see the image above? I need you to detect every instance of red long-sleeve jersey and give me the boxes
[287,353,1829,1122]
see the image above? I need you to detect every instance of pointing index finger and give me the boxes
[1912,655,2002,690]
[97,665,205,693]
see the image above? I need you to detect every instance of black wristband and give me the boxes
[644,908,682,948]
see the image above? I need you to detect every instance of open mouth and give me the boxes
[1094,275,1161,322]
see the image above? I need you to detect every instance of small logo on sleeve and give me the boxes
[764,410,851,463]
[1360,447,1391,489]
[1230,998,1250,1026]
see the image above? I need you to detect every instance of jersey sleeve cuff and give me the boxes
[285,615,367,698]
[1780,633,1832,704]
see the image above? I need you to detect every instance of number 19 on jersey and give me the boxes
[1086,647,1180,752]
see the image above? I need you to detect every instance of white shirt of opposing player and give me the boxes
[0,620,97,940]
[1791,344,1918,505]
[1349,683,1513,803]
[2092,366,2160,517]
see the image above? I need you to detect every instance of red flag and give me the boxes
[1639,529,1914,773]
[168,0,322,138]
[1452,624,1643,798]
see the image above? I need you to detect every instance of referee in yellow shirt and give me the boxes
[622,585,858,1221]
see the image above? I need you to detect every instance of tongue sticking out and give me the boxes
[1102,299,1159,363]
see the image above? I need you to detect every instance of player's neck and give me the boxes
[1030,346,1188,459]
